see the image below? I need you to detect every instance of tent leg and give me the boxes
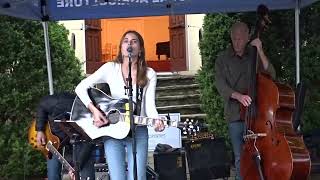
[295,0,301,85]
[42,21,54,95]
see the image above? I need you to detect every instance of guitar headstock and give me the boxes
[180,118,208,137]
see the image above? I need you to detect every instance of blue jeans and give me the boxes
[47,156,62,180]
[104,126,148,180]
[47,143,95,180]
[228,120,245,180]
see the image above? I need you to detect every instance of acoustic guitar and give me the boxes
[70,87,200,140]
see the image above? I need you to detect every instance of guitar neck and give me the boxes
[130,115,178,128]
[46,141,75,172]
[133,115,157,126]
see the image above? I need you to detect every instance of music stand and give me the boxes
[55,119,93,180]
[55,119,92,141]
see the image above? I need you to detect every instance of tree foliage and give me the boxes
[197,14,238,141]
[0,16,83,179]
[197,2,320,142]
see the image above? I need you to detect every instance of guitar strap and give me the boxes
[135,85,143,116]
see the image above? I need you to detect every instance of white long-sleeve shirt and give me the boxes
[75,62,159,118]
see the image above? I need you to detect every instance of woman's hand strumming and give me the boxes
[154,118,165,132]
[88,103,109,127]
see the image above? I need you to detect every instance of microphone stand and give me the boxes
[125,46,138,180]
[70,133,80,180]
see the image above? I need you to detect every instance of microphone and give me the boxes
[127,45,133,53]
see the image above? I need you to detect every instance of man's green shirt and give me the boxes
[215,46,276,122]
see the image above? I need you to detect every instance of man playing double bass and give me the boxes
[214,21,276,180]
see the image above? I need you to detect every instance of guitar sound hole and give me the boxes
[107,110,120,124]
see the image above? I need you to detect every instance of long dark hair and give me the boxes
[114,30,148,87]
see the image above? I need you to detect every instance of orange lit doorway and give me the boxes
[85,16,186,74]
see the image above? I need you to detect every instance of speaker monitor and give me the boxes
[153,149,187,180]
[184,137,230,180]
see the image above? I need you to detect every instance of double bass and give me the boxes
[240,5,311,180]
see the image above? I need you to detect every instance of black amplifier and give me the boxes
[153,149,187,180]
[184,137,230,180]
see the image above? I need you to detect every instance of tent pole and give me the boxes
[42,21,54,95]
[295,0,301,85]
